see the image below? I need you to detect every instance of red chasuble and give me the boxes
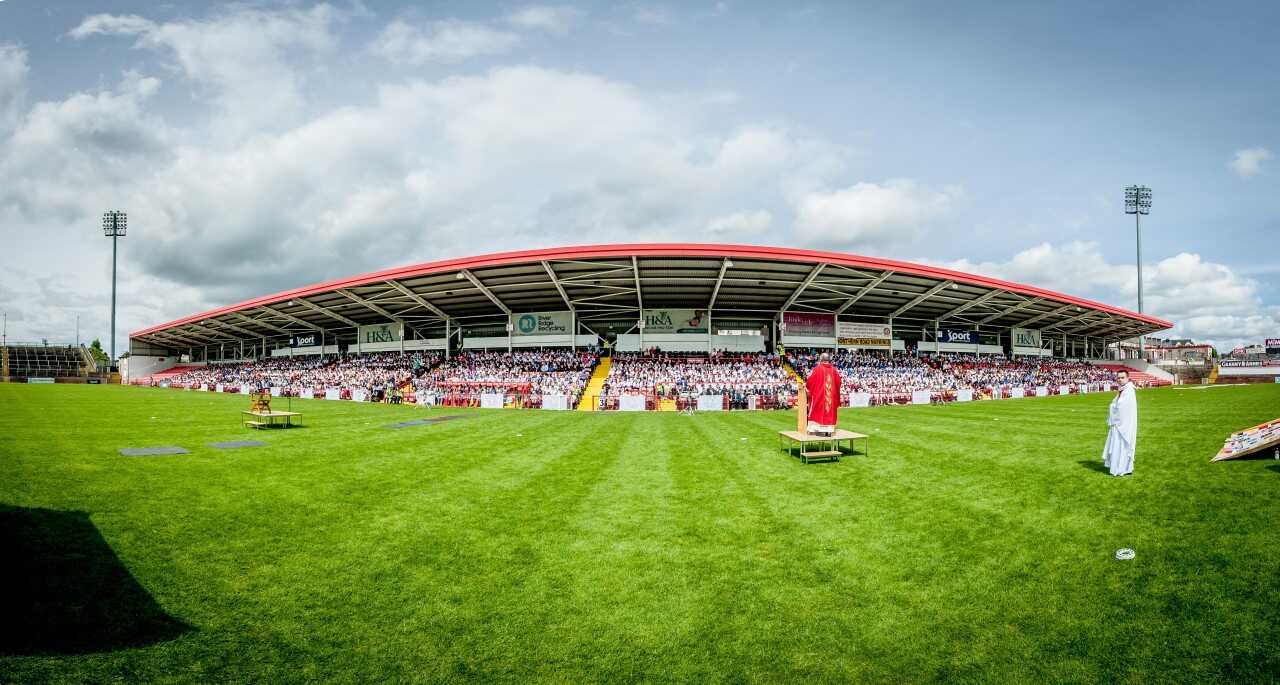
[805,361,840,428]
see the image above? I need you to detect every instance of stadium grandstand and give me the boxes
[1213,337,1280,384]
[0,341,107,384]
[125,244,1174,408]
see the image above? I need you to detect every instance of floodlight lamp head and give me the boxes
[102,210,127,236]
[1123,185,1152,215]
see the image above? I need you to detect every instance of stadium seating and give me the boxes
[1095,364,1172,387]
[162,352,443,401]
[789,350,1123,405]
[133,348,1147,409]
[130,365,204,386]
[598,352,794,410]
[4,344,90,379]
[414,350,599,407]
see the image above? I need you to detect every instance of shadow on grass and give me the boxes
[1268,463,1280,474]
[1077,459,1111,475]
[0,504,193,655]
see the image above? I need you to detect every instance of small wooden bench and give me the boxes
[241,410,302,429]
[778,429,870,464]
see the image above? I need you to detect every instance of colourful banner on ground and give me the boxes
[785,312,836,338]
[643,309,709,334]
[836,321,892,346]
[512,311,572,337]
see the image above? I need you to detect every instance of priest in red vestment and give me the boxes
[805,352,840,435]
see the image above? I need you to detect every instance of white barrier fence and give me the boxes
[541,394,571,410]
[696,395,725,411]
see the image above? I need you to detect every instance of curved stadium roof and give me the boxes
[129,243,1171,350]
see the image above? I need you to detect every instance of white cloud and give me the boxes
[632,5,672,25]
[0,43,27,132]
[69,5,341,135]
[505,5,586,35]
[1229,147,1272,178]
[0,71,169,223]
[705,209,771,236]
[941,241,1280,351]
[792,179,960,247]
[371,19,520,65]
[0,58,853,348]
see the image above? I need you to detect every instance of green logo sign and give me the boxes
[518,315,538,334]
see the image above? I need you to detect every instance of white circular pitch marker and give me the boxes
[1115,548,1135,561]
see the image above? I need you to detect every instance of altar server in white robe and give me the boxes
[1102,371,1137,476]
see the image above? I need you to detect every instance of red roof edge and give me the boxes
[129,243,1174,337]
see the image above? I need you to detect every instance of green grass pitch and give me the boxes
[2,383,1279,683]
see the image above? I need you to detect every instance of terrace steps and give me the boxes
[577,357,611,411]
[782,358,803,387]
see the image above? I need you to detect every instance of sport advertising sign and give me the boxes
[939,328,977,344]
[1267,338,1280,355]
[643,309,709,334]
[512,311,572,337]
[358,323,403,344]
[836,321,892,347]
[1012,327,1042,348]
[784,312,836,338]
[289,333,319,348]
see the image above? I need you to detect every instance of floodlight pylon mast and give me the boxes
[103,211,127,369]
[1123,186,1151,360]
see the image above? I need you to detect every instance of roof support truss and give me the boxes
[541,262,574,312]
[1014,303,1077,329]
[935,288,1004,323]
[293,298,360,327]
[890,280,953,319]
[781,264,825,313]
[632,257,644,312]
[977,296,1042,325]
[232,312,292,335]
[459,269,511,315]
[259,305,324,332]
[835,271,893,315]
[338,288,402,322]
[386,280,450,320]
[707,258,731,309]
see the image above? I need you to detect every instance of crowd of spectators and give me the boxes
[788,349,1120,402]
[602,351,794,407]
[165,351,441,400]
[157,347,1126,409]
[413,350,599,404]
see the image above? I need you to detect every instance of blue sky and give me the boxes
[0,0,1276,353]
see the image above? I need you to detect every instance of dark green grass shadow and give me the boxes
[1268,463,1280,474]
[1076,459,1110,475]
[0,504,193,656]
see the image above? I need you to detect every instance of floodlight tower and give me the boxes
[1123,186,1151,358]
[103,211,127,368]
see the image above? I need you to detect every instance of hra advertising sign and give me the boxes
[1012,327,1042,348]
[643,309,709,334]
[512,311,572,337]
[836,321,892,347]
[783,312,836,338]
[939,328,977,344]
[358,323,403,344]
